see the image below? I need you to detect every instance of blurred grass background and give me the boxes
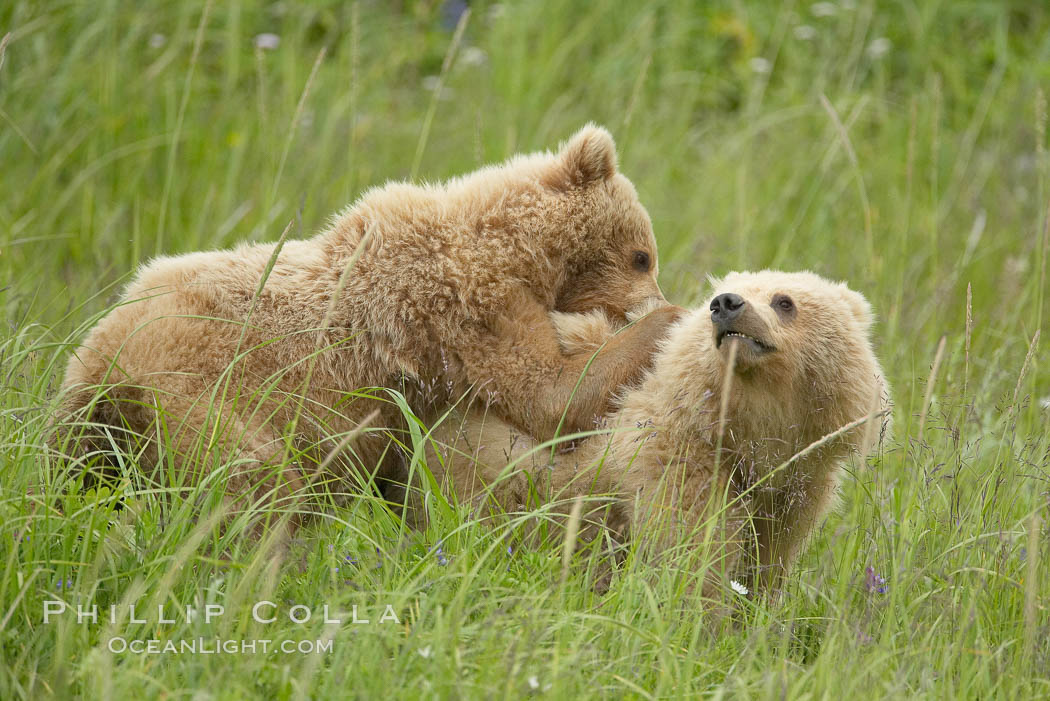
[0,0,1048,698]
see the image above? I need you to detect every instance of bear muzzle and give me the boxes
[710,294,776,357]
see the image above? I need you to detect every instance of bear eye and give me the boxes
[632,250,651,272]
[772,294,795,314]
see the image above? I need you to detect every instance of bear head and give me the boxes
[652,270,889,453]
[541,125,667,321]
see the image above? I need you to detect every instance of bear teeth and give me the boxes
[720,330,773,352]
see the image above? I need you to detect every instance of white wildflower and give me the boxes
[810,2,838,17]
[421,75,454,99]
[1005,256,1029,276]
[254,33,280,51]
[460,46,487,67]
[749,57,772,75]
[417,645,432,659]
[487,4,506,22]
[526,675,551,691]
[1039,397,1050,410]
[730,579,749,596]
[793,25,817,41]
[866,37,892,60]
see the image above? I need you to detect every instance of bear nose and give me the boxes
[710,293,746,325]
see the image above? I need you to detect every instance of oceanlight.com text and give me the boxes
[107,637,334,655]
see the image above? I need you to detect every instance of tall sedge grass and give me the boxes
[0,1,1047,698]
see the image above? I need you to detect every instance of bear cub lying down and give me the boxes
[55,125,679,518]
[413,271,890,596]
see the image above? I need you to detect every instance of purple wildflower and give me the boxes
[440,0,469,31]
[434,544,448,566]
[865,566,888,594]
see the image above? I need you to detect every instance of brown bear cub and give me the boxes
[55,125,678,522]
[415,271,890,598]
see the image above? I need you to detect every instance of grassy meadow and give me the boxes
[1,0,1049,697]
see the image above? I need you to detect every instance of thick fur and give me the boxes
[54,125,679,521]
[414,271,891,597]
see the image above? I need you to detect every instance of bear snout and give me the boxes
[709,294,776,355]
[710,292,746,328]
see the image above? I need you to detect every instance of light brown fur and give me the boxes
[413,271,891,598]
[54,125,679,523]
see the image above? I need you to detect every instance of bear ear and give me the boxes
[555,124,618,188]
[842,288,874,330]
